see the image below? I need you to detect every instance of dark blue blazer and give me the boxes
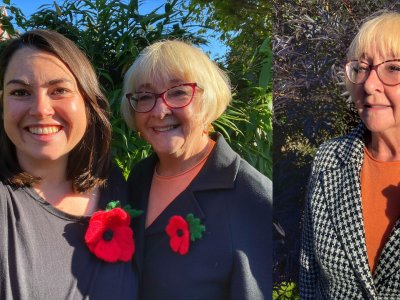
[128,133,272,300]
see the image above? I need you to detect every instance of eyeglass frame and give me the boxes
[345,59,400,86]
[126,82,199,113]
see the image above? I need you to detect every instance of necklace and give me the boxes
[155,138,215,177]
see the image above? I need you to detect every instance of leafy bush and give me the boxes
[273,281,299,300]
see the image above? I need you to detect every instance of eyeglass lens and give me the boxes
[346,60,400,85]
[129,84,195,112]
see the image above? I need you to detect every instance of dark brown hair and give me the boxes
[0,29,111,192]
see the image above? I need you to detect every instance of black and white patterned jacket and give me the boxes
[300,123,400,299]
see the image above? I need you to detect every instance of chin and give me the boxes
[152,141,183,154]
[30,152,65,162]
[364,122,394,134]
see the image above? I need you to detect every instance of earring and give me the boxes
[203,124,214,136]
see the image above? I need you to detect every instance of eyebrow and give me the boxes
[6,78,75,87]
[6,79,29,86]
[137,79,184,90]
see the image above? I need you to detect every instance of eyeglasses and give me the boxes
[345,59,400,86]
[126,83,199,113]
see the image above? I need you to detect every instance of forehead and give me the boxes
[353,44,398,62]
[135,75,186,91]
[4,47,76,83]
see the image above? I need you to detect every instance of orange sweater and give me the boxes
[361,147,400,274]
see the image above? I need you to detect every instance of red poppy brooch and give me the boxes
[165,213,206,255]
[85,201,142,263]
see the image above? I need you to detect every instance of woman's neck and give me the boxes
[156,135,212,176]
[19,155,100,216]
[17,152,69,182]
[368,131,400,161]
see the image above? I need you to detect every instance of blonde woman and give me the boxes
[121,40,272,299]
[301,11,400,299]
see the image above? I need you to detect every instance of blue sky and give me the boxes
[7,0,226,59]
[14,0,166,16]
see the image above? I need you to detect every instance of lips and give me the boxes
[152,125,179,132]
[364,104,391,108]
[27,125,62,135]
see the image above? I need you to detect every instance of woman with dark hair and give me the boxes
[0,29,138,299]
[121,40,272,299]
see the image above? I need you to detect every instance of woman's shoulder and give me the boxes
[312,123,365,171]
[237,158,272,199]
[210,133,272,204]
[0,180,27,213]
[0,180,17,198]
[97,164,129,207]
[126,154,157,183]
[0,181,8,206]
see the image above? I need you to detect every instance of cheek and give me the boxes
[186,103,204,129]
[61,98,86,120]
[134,113,146,131]
[348,85,363,105]
[181,111,204,135]
[2,102,25,144]
[386,87,400,102]
[3,100,25,126]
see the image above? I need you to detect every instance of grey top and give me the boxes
[0,169,138,300]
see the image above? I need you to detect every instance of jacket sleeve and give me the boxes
[299,165,320,299]
[228,172,272,300]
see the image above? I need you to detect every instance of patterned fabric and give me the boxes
[300,123,400,299]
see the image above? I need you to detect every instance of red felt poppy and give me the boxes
[85,207,135,262]
[165,215,190,255]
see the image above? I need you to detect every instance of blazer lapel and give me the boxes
[144,189,206,236]
[131,155,157,275]
[322,164,376,297]
[320,123,377,298]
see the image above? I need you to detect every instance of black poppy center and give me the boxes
[177,229,184,237]
[103,229,114,241]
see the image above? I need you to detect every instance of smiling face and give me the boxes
[2,47,87,169]
[134,77,209,160]
[349,49,400,135]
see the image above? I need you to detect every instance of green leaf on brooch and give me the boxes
[106,200,121,211]
[123,204,144,219]
[186,213,205,241]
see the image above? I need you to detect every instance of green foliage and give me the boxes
[187,0,272,178]
[273,282,299,300]
[188,0,271,57]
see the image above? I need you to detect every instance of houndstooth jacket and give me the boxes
[300,123,400,300]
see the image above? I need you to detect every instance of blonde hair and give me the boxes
[121,40,231,129]
[347,11,400,60]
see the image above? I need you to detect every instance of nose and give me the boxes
[150,96,171,119]
[29,92,55,117]
[363,69,384,94]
